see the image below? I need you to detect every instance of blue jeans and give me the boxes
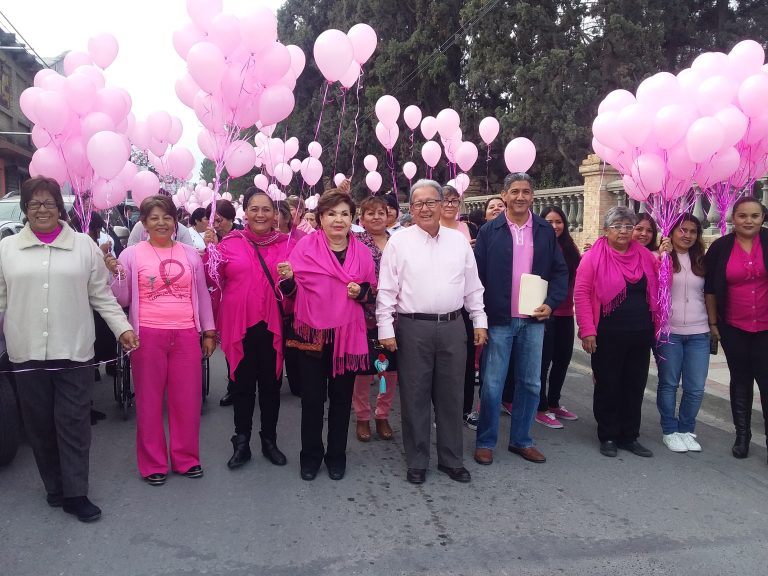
[477,319,544,449]
[656,332,710,435]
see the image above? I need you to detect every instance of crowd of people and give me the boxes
[1,174,766,523]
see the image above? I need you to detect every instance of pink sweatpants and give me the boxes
[352,371,398,421]
[131,326,202,477]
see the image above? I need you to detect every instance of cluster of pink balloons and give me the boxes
[250,132,325,190]
[174,181,218,213]
[313,24,377,88]
[592,39,768,202]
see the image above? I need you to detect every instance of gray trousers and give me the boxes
[14,361,94,498]
[396,316,467,469]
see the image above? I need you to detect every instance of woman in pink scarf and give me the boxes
[204,188,296,470]
[280,189,376,481]
[575,207,659,459]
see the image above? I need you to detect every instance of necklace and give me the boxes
[243,230,280,246]
[149,241,175,288]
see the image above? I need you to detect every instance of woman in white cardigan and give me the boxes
[0,177,138,523]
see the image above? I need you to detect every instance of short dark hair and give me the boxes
[732,195,768,220]
[359,195,388,216]
[503,172,534,190]
[139,195,177,225]
[206,199,236,221]
[442,184,459,198]
[189,207,207,225]
[317,189,356,218]
[20,176,67,220]
[242,186,276,211]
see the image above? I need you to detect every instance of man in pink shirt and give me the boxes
[376,180,488,485]
[473,173,568,466]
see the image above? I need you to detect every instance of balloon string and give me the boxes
[350,69,364,179]
[314,82,331,143]
[334,88,347,177]
[485,144,491,194]
[387,148,397,197]
[409,131,414,158]
[2,350,138,375]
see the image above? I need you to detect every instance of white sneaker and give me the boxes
[679,432,702,452]
[662,433,688,453]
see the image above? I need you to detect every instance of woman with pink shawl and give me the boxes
[575,206,659,459]
[280,190,377,481]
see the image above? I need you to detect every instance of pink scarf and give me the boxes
[289,231,376,375]
[591,236,659,317]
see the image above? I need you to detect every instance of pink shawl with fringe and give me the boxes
[289,231,376,376]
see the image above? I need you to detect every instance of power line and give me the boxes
[0,9,50,68]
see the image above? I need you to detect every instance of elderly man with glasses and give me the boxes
[376,179,488,485]
[473,173,568,466]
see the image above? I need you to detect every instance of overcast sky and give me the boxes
[3,0,285,172]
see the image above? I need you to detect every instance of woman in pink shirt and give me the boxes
[704,196,768,460]
[204,188,295,469]
[106,195,216,486]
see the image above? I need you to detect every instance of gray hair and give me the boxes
[410,179,443,200]
[603,206,638,228]
[503,172,534,190]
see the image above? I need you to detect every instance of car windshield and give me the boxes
[0,201,19,221]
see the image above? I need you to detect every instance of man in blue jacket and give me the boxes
[473,172,568,465]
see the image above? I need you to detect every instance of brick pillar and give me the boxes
[579,154,621,246]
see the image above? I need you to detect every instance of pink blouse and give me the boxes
[725,239,768,332]
[136,242,195,329]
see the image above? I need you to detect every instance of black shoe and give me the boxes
[227,434,251,469]
[436,464,471,483]
[300,467,319,481]
[327,466,345,481]
[617,440,653,457]
[46,492,64,507]
[600,441,618,457]
[406,468,426,484]
[219,392,234,406]
[62,496,101,522]
[732,436,751,458]
[183,465,204,478]
[260,433,287,466]
[143,473,167,486]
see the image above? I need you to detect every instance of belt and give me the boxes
[399,309,463,322]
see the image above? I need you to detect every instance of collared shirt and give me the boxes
[376,224,487,340]
[725,239,768,332]
[506,211,534,317]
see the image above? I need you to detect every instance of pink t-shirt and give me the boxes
[136,242,196,329]
[507,211,534,318]
[725,239,768,332]
[33,225,63,244]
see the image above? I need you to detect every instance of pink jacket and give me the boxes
[111,242,215,336]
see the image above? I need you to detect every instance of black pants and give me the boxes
[232,323,280,441]
[591,327,653,443]
[539,316,575,411]
[283,346,302,397]
[299,346,355,471]
[462,310,477,414]
[14,360,94,498]
[719,323,768,436]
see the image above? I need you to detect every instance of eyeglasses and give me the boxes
[410,199,441,211]
[444,199,460,207]
[607,224,634,232]
[27,201,58,212]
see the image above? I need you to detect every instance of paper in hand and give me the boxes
[519,274,548,316]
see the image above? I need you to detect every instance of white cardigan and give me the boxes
[0,222,133,363]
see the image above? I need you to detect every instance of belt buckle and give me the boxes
[436,313,446,323]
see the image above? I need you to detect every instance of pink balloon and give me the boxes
[94,87,131,125]
[92,178,127,210]
[172,22,206,59]
[63,51,93,76]
[622,174,648,202]
[31,125,51,148]
[148,110,172,141]
[258,85,295,126]
[307,141,323,159]
[207,13,241,57]
[738,73,768,118]
[653,104,696,149]
[421,141,441,168]
[31,146,67,185]
[403,161,417,180]
[363,155,378,172]
[34,69,57,89]
[284,137,299,160]
[274,162,294,186]
[455,173,470,196]
[504,138,536,173]
[34,91,70,135]
[286,45,306,77]
[224,140,256,178]
[697,146,740,188]
[685,117,725,163]
[366,171,382,192]
[186,42,226,94]
[61,138,92,179]
[168,116,183,146]
[666,143,696,179]
[421,116,437,140]
[257,42,292,85]
[193,91,226,132]
[63,72,98,116]
[728,40,765,80]
[617,103,654,146]
[691,51,729,77]
[375,122,399,150]
[87,131,130,180]
[375,95,400,128]
[435,108,460,139]
[19,86,42,124]
[117,161,138,187]
[697,75,737,115]
[131,170,162,207]
[635,72,680,110]
[253,173,269,191]
[290,158,302,172]
[333,173,346,187]
[129,118,150,150]
[313,29,354,83]
[744,113,768,145]
[339,62,361,89]
[630,153,665,194]
[87,33,119,69]
[347,23,377,65]
[592,111,629,152]
[456,141,479,172]
[598,89,636,114]
[149,138,168,158]
[714,105,748,150]
[186,0,222,31]
[240,7,278,55]
[167,146,195,179]
[478,117,500,145]
[300,157,323,186]
[403,105,422,131]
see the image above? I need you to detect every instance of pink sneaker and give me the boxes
[501,402,513,415]
[550,406,578,421]
[535,411,563,429]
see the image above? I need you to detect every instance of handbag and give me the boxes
[250,242,323,353]
[359,327,397,376]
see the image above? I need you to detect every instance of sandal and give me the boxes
[356,420,371,442]
[143,473,166,486]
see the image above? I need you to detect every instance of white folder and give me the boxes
[519,274,548,316]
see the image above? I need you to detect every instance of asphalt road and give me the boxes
[2,350,768,576]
